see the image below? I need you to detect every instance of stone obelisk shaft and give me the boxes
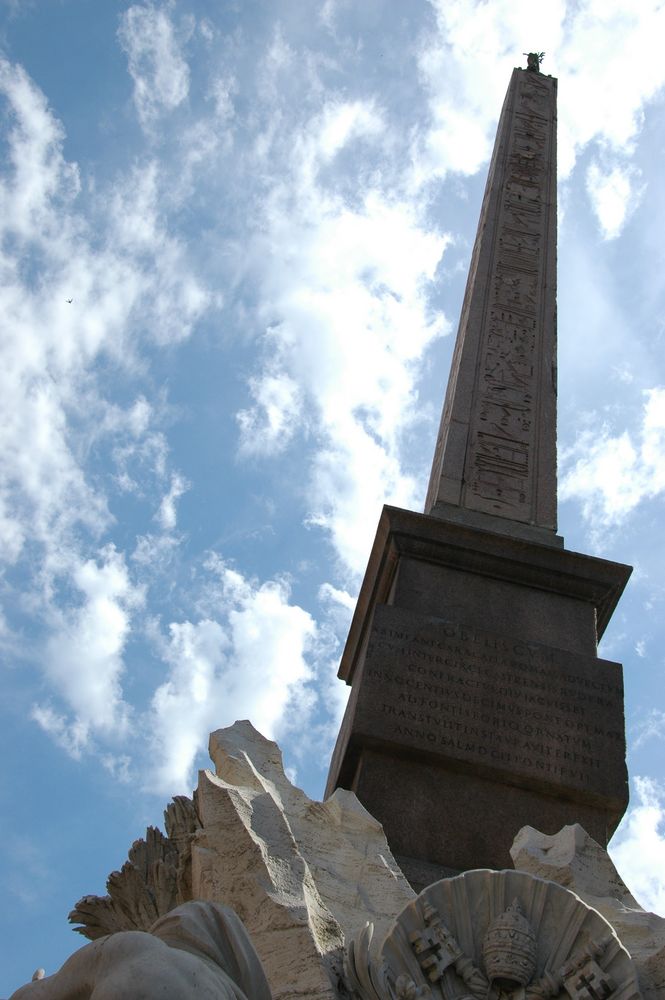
[425,69,557,541]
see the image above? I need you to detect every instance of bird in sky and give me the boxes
[66,298,73,304]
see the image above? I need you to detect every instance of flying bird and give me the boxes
[66,298,73,303]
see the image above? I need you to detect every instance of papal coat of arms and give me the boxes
[346,870,641,1000]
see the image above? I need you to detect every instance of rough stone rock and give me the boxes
[511,824,665,1000]
[69,794,201,939]
[191,720,415,1000]
[9,901,271,1000]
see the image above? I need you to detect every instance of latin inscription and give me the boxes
[357,608,625,798]
[465,72,554,521]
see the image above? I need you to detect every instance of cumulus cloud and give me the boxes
[4,0,664,808]
[0,59,80,234]
[237,370,302,455]
[238,96,449,577]
[318,581,356,614]
[33,546,143,753]
[107,160,209,345]
[118,2,191,128]
[610,776,665,915]
[416,0,665,234]
[586,160,644,240]
[0,56,211,771]
[148,559,317,792]
[634,709,665,750]
[239,3,664,577]
[556,1,665,174]
[207,75,236,121]
[560,387,665,526]
[156,473,189,531]
[415,1,565,184]
[0,58,207,533]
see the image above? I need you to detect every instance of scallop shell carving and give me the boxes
[346,869,642,1000]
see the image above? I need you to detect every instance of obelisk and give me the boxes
[425,62,557,543]
[326,59,632,890]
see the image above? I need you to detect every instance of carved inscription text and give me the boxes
[356,607,625,799]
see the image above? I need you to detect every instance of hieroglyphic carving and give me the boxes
[464,71,555,522]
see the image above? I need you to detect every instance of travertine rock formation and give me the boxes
[511,824,665,1000]
[64,724,662,1000]
[192,721,414,1000]
[68,721,413,1000]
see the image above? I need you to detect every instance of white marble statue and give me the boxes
[9,901,272,1000]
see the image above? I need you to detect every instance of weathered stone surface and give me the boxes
[191,720,414,1000]
[511,824,638,903]
[69,794,200,939]
[348,868,642,1000]
[10,901,271,1000]
[511,824,665,1000]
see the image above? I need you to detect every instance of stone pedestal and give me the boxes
[325,506,631,880]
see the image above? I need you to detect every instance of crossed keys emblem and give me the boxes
[399,900,616,1000]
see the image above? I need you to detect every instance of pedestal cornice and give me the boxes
[340,505,632,686]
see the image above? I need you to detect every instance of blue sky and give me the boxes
[1,0,665,993]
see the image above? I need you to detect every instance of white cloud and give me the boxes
[0,54,221,793]
[207,75,235,121]
[560,387,665,526]
[586,160,643,240]
[317,582,356,646]
[107,161,209,344]
[237,370,302,455]
[318,581,356,613]
[0,59,80,236]
[156,472,189,531]
[34,546,143,751]
[0,55,208,582]
[320,0,341,31]
[238,97,449,577]
[101,753,133,783]
[148,559,317,793]
[423,0,665,179]
[30,705,90,760]
[308,429,418,578]
[416,0,665,243]
[415,1,565,184]
[634,709,665,750]
[556,1,665,174]
[0,367,111,569]
[610,776,665,915]
[131,532,180,571]
[316,99,383,163]
[262,25,295,79]
[118,2,190,128]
